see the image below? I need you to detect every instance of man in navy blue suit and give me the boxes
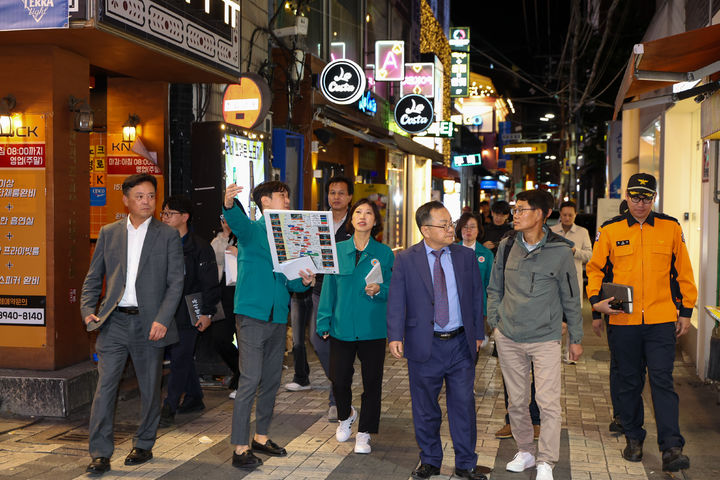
[387,201,486,480]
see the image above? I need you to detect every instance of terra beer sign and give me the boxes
[320,59,367,105]
[394,94,434,134]
[222,74,271,130]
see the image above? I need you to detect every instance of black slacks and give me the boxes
[329,337,386,434]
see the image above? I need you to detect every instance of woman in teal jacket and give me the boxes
[317,198,394,455]
[455,212,494,300]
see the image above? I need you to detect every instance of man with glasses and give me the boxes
[81,174,184,475]
[487,190,583,480]
[586,173,697,473]
[388,201,487,480]
[158,195,220,427]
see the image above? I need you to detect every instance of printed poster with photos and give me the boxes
[264,210,339,276]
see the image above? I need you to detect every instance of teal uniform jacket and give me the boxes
[223,204,308,323]
[317,237,394,341]
[459,241,494,316]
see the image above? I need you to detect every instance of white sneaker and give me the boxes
[328,405,338,422]
[536,462,553,480]
[284,382,311,392]
[354,432,371,454]
[335,406,357,442]
[506,451,536,472]
[228,390,237,399]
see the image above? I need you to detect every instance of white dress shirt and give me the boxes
[550,222,593,303]
[118,216,152,307]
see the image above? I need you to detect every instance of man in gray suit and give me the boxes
[81,173,184,475]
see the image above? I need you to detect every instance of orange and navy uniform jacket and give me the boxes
[586,211,697,325]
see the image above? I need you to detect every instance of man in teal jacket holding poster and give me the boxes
[223,181,314,470]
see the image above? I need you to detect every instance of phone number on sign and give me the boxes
[0,308,45,325]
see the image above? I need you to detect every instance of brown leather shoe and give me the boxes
[495,423,512,439]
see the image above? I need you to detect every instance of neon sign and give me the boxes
[401,63,435,97]
[330,42,346,60]
[375,40,405,81]
[450,52,469,97]
[357,91,377,117]
[449,27,470,52]
[319,59,366,105]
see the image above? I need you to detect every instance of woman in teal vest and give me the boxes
[455,212,493,296]
[317,198,394,455]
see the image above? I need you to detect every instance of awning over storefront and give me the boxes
[613,23,720,119]
[0,25,237,84]
[390,133,444,164]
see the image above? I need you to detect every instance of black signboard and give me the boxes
[319,59,366,105]
[394,94,434,134]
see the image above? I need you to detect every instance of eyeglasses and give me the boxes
[424,222,455,231]
[629,194,654,205]
[511,207,538,216]
[161,210,182,218]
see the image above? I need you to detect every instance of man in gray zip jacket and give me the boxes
[486,189,583,480]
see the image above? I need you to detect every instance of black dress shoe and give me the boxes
[158,403,175,428]
[609,416,624,434]
[232,450,263,469]
[454,466,489,479]
[622,437,643,462]
[411,463,441,479]
[251,438,287,456]
[86,457,111,475]
[177,397,205,414]
[662,446,690,471]
[125,447,153,465]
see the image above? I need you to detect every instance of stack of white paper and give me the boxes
[365,263,383,286]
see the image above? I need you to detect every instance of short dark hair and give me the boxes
[122,174,157,196]
[516,190,553,218]
[455,212,483,241]
[559,201,577,212]
[162,195,193,223]
[491,200,511,215]
[415,201,445,229]
[346,198,383,237]
[325,176,354,197]
[252,180,289,212]
[479,200,489,207]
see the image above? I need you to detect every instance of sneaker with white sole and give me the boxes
[536,462,553,480]
[506,451,536,472]
[228,390,237,400]
[335,406,357,442]
[354,432,371,454]
[328,405,338,422]
[284,382,311,392]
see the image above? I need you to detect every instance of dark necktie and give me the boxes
[431,250,449,328]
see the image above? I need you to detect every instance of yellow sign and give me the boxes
[502,143,547,154]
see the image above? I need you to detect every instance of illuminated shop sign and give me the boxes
[375,41,405,81]
[0,0,69,31]
[222,74,271,129]
[364,65,376,91]
[416,121,454,138]
[451,52,470,97]
[394,94,434,134]
[480,179,504,190]
[449,27,470,52]
[357,91,377,117]
[320,59,367,105]
[401,63,435,97]
[98,0,241,76]
[452,153,482,167]
[502,143,547,154]
[330,42,346,60]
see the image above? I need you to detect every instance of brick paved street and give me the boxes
[2,309,720,480]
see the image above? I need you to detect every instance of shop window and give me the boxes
[639,118,661,207]
[330,0,361,62]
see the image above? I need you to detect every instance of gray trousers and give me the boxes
[89,312,164,458]
[230,315,286,445]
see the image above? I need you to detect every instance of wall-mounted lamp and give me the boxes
[313,169,323,178]
[122,114,140,143]
[0,94,16,137]
[69,95,94,132]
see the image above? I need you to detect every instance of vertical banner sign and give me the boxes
[0,114,47,330]
[451,52,470,97]
[449,27,470,52]
[105,134,164,225]
[0,0,69,31]
[401,63,435,97]
[89,133,107,239]
[375,41,405,81]
[606,121,622,198]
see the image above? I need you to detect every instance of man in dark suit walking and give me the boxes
[387,201,487,480]
[81,173,184,475]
